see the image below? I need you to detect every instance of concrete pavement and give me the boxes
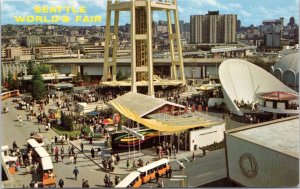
[1,94,228,188]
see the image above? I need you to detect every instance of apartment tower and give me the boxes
[190,11,237,44]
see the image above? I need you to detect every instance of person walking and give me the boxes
[115,153,120,164]
[91,148,95,158]
[55,147,59,155]
[202,148,206,157]
[85,180,89,188]
[126,159,130,169]
[82,179,86,188]
[89,137,93,145]
[73,167,79,181]
[115,175,121,186]
[132,160,136,170]
[74,153,77,164]
[55,153,59,163]
[61,146,64,155]
[166,169,169,178]
[55,136,58,144]
[179,161,183,172]
[58,178,64,188]
[155,171,160,183]
[97,148,101,157]
[169,167,172,178]
[61,153,64,162]
[80,142,84,152]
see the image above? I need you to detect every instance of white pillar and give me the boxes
[147,0,154,96]
[103,1,112,81]
[112,7,120,82]
[130,0,137,93]
[173,0,185,81]
[167,10,177,80]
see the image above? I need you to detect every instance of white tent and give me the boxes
[1,145,18,163]
[219,59,298,116]
[41,156,53,170]
[34,147,49,158]
[27,139,42,148]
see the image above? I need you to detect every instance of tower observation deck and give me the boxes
[102,0,185,96]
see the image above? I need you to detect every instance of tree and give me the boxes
[36,64,51,74]
[31,70,46,100]
[27,61,51,75]
[1,69,5,85]
[11,76,20,90]
[27,60,35,75]
[61,112,74,131]
[7,71,13,90]
[116,70,123,81]
[124,70,130,80]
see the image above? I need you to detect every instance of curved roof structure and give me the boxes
[273,52,299,74]
[110,92,222,132]
[219,59,298,116]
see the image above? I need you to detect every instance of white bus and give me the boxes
[137,158,170,184]
[115,171,142,188]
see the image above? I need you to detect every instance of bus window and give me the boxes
[140,172,146,177]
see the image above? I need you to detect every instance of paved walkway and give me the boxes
[69,137,208,176]
[2,93,227,187]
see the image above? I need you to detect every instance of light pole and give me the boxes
[192,69,195,87]
[57,87,61,108]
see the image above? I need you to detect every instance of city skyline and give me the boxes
[1,0,299,27]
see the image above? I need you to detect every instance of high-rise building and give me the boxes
[26,35,41,47]
[288,17,296,27]
[183,22,190,32]
[190,11,237,44]
[236,20,241,32]
[262,19,282,49]
[179,20,184,33]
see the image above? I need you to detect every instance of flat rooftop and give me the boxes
[147,111,223,127]
[101,80,185,87]
[227,116,299,158]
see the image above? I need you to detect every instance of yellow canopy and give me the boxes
[110,101,219,132]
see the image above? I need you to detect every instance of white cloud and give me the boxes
[91,0,106,9]
[46,1,81,9]
[178,5,184,13]
[190,0,226,8]
[1,2,16,12]
[240,10,252,17]
[229,3,242,9]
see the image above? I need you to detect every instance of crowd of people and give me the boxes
[287,102,299,110]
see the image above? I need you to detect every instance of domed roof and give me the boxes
[219,59,297,116]
[273,53,299,74]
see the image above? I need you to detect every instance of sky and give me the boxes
[0,0,299,27]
